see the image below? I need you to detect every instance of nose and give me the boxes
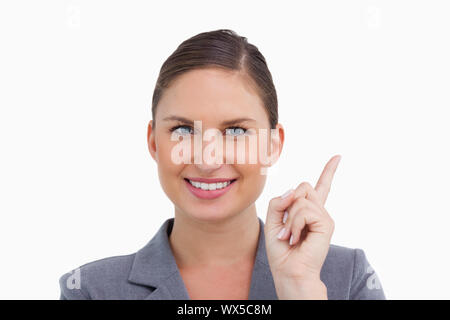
[194,161,222,174]
[192,132,224,174]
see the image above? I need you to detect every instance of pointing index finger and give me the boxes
[314,155,342,205]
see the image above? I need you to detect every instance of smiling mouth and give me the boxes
[184,178,237,191]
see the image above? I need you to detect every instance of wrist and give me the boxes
[273,275,328,300]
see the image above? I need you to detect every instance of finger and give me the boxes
[294,181,315,200]
[288,208,334,246]
[265,189,295,228]
[281,198,332,242]
[288,208,319,246]
[314,155,341,205]
[288,197,325,222]
[293,181,325,208]
[278,197,315,240]
[300,184,323,207]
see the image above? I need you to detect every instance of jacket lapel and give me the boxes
[127,218,190,299]
[127,217,278,300]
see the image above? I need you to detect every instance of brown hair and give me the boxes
[151,29,278,129]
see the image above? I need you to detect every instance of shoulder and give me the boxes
[58,253,150,300]
[321,244,386,300]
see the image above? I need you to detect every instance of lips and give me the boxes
[184,178,237,200]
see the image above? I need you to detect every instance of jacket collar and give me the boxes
[128,217,278,300]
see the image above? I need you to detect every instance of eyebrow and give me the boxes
[162,116,257,126]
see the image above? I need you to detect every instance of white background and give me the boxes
[0,0,449,299]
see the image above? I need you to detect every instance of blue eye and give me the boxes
[171,125,193,135]
[225,127,246,136]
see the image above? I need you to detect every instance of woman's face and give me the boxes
[147,67,284,222]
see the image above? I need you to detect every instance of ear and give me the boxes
[147,120,157,161]
[267,123,285,167]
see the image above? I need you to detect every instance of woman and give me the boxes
[59,29,386,300]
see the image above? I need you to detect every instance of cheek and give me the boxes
[156,140,184,179]
[236,163,267,197]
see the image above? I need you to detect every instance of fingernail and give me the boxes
[289,234,294,245]
[277,228,286,239]
[281,189,293,199]
[282,211,288,224]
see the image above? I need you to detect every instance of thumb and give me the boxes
[265,189,295,228]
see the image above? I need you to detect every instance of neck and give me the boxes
[168,205,260,269]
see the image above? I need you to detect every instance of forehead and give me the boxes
[156,67,268,124]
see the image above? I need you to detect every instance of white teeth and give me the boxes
[188,179,233,190]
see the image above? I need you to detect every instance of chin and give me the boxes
[181,201,240,223]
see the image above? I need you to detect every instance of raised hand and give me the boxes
[264,155,342,299]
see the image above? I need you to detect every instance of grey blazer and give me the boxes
[59,217,386,300]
